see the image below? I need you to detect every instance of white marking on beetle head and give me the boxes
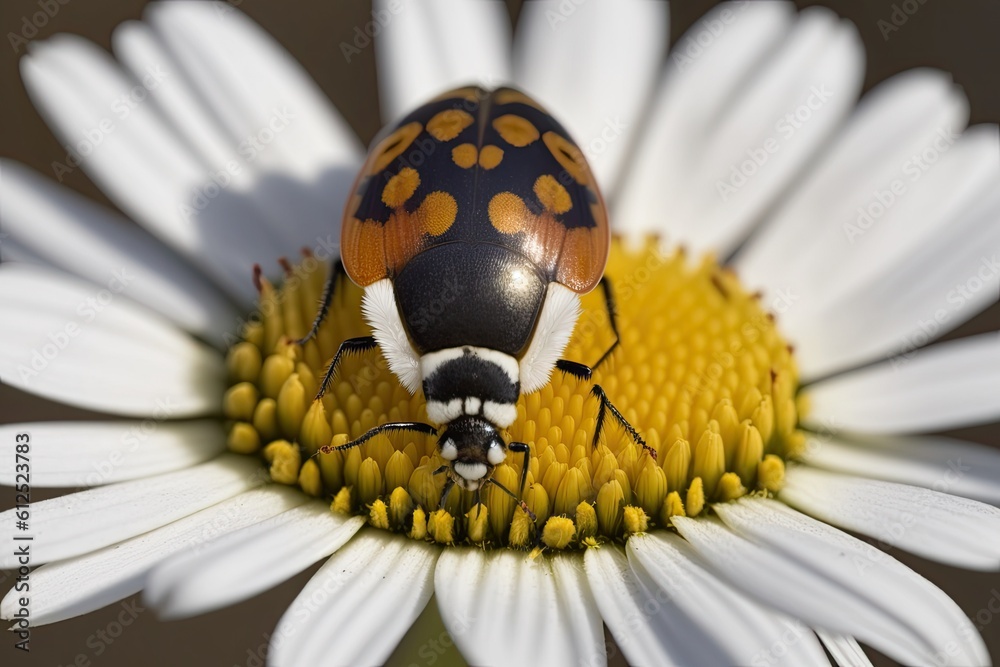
[454,461,488,481]
[456,476,482,491]
[440,439,458,461]
[486,442,506,466]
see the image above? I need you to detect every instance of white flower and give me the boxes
[2,2,1000,666]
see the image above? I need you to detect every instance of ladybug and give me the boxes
[303,86,648,514]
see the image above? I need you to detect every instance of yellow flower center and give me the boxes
[223,238,804,549]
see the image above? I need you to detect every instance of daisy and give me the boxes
[2,1,1000,666]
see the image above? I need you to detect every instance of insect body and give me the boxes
[303,86,646,513]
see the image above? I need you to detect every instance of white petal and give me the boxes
[0,263,224,417]
[614,3,863,255]
[0,161,238,346]
[20,36,276,304]
[760,125,1000,379]
[736,69,969,319]
[141,2,363,259]
[674,500,988,666]
[144,1,360,176]
[584,544,716,667]
[782,466,1000,570]
[816,632,873,667]
[0,420,224,487]
[803,332,1000,434]
[270,530,438,667]
[513,0,667,191]
[799,433,1000,505]
[145,501,364,618]
[110,20,329,273]
[627,533,829,666]
[0,237,46,264]
[435,549,604,667]
[375,0,512,122]
[0,455,263,568]
[0,486,302,626]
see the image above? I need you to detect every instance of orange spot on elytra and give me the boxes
[493,115,539,147]
[534,174,572,214]
[372,122,422,173]
[451,143,478,169]
[478,145,504,170]
[543,131,589,184]
[381,167,420,208]
[419,191,458,236]
[488,192,531,235]
[427,109,475,142]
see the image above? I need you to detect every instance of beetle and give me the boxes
[301,86,649,515]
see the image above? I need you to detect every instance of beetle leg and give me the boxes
[438,477,456,510]
[592,276,620,371]
[508,441,531,499]
[486,477,536,523]
[317,420,438,455]
[296,259,345,347]
[315,336,378,400]
[591,384,655,460]
[554,359,592,381]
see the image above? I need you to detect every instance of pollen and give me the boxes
[223,238,805,550]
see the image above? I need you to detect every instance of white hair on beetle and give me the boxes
[519,282,582,394]
[361,279,422,393]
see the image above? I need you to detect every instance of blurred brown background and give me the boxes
[1,1,998,665]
